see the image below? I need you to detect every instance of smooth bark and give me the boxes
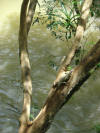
[26,39,100,133]
[18,0,37,133]
[53,0,93,89]
[18,0,100,133]
[27,0,37,34]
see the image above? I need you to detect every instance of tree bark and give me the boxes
[53,0,93,90]
[26,39,100,133]
[26,0,37,34]
[18,0,37,133]
[19,0,31,124]
[18,0,100,133]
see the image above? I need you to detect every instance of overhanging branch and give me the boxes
[53,0,93,88]
[26,40,100,133]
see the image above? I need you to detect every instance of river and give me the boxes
[0,0,100,133]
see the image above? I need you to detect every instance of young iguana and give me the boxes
[53,70,73,88]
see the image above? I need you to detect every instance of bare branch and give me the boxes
[26,39,100,133]
[54,0,93,86]
[19,0,29,35]
[18,0,33,132]
[63,39,100,97]
[26,0,38,34]
[65,0,93,66]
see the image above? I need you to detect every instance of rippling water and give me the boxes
[0,1,100,133]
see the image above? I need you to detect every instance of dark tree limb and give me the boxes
[26,40,100,133]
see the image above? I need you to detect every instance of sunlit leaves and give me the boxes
[44,0,80,40]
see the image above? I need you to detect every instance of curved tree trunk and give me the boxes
[18,0,37,133]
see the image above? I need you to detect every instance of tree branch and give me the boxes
[53,0,93,87]
[18,0,98,133]
[18,0,33,132]
[26,39,100,133]
[26,0,38,34]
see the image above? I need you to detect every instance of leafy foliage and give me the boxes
[33,0,100,41]
[44,0,80,40]
[94,124,100,133]
[90,0,100,17]
[32,0,81,40]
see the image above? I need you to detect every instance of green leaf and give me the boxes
[96,62,100,68]
[79,0,83,5]
[69,8,74,17]
[48,13,65,20]
[94,124,100,133]
[60,1,67,13]
[48,15,52,20]
[67,66,72,71]
[30,114,34,120]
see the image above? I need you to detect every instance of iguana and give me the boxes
[53,69,73,88]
